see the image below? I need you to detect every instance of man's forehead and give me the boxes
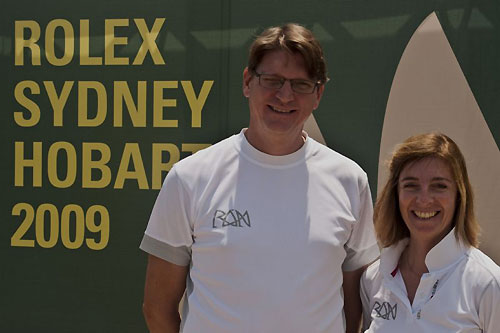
[256,50,310,77]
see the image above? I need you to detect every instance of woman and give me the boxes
[360,133,500,332]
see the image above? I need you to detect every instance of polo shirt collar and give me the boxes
[424,228,469,272]
[379,228,469,277]
[379,238,409,277]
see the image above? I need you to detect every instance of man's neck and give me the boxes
[244,128,305,156]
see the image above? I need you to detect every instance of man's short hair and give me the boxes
[374,132,480,248]
[248,23,328,84]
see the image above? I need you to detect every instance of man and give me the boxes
[140,23,379,333]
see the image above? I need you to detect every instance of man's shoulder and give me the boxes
[175,133,239,171]
[308,138,367,181]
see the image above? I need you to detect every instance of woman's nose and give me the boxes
[415,189,433,205]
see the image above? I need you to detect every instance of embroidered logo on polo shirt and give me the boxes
[372,301,397,320]
[212,209,251,228]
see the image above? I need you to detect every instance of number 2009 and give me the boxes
[11,203,109,250]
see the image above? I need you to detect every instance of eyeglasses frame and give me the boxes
[252,70,321,94]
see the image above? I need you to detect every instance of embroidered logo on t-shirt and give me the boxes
[212,209,251,228]
[372,301,397,320]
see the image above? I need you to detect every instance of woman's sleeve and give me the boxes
[479,279,500,332]
[360,270,372,332]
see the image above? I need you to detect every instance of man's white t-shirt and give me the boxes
[141,130,379,332]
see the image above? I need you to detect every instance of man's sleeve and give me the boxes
[342,176,380,271]
[140,166,193,266]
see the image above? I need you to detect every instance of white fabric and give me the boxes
[360,229,500,333]
[142,129,379,333]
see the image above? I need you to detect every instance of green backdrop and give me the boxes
[1,0,498,331]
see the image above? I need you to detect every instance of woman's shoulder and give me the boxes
[464,248,500,287]
[364,259,381,276]
[361,258,383,288]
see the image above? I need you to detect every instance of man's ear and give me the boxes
[313,84,325,110]
[243,67,252,98]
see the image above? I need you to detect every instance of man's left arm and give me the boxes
[343,265,367,333]
[342,176,379,332]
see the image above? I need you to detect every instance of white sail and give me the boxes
[304,114,327,145]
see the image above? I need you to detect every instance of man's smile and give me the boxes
[268,105,296,113]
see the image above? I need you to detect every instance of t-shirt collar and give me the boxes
[236,128,312,168]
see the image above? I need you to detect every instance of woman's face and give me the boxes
[398,157,458,247]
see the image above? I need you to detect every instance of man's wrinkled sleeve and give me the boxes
[140,166,193,266]
[342,175,380,271]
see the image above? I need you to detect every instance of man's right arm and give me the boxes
[143,254,189,333]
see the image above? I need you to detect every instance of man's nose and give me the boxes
[276,80,295,103]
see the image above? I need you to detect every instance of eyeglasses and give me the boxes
[253,71,320,94]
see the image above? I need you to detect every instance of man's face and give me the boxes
[243,50,324,145]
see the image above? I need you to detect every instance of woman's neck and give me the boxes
[403,241,431,275]
[399,239,434,304]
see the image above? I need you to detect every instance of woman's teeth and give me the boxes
[413,211,438,219]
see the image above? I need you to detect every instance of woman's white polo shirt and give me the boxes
[360,229,500,332]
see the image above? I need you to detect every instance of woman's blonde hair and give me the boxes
[375,133,480,247]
